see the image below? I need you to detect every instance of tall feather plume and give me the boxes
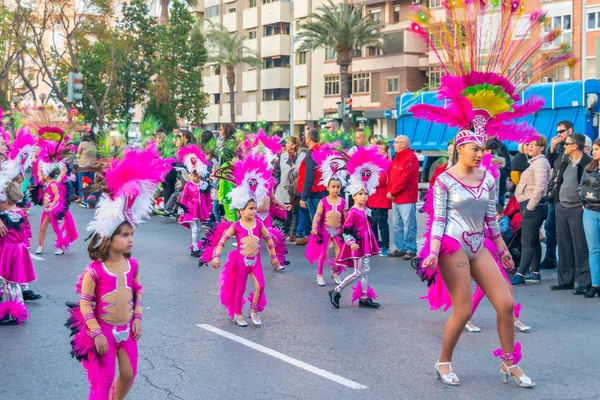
[345,147,391,196]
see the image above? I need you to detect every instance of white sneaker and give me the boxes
[35,246,43,255]
[54,248,65,255]
[465,321,481,332]
[316,275,326,286]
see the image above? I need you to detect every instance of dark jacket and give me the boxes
[547,141,566,174]
[579,164,600,212]
[553,152,592,204]
[488,138,512,176]
[298,144,327,201]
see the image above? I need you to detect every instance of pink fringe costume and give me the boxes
[0,209,34,324]
[307,196,347,276]
[200,220,281,319]
[67,258,143,400]
[178,181,205,252]
[39,179,79,250]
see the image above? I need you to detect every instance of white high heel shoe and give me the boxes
[331,272,341,285]
[500,363,535,388]
[435,359,459,386]
[316,275,326,286]
[249,310,261,326]
[35,246,43,255]
[514,320,531,332]
[465,321,481,332]
[232,315,247,327]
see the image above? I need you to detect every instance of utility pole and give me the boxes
[283,0,294,137]
[583,0,587,80]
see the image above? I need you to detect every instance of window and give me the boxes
[588,11,600,30]
[296,51,307,65]
[325,47,337,61]
[393,5,400,24]
[213,94,221,105]
[206,5,219,17]
[370,9,381,23]
[263,55,290,69]
[543,14,572,49]
[263,0,279,4]
[248,0,256,7]
[352,73,370,94]
[352,48,362,58]
[296,86,307,99]
[367,46,382,57]
[228,5,236,13]
[387,77,400,93]
[247,29,257,39]
[429,0,442,7]
[264,22,291,36]
[429,66,444,88]
[324,76,340,96]
[263,89,290,101]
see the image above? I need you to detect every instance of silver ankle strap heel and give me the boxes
[435,359,459,386]
[501,363,535,388]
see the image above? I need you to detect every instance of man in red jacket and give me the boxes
[367,140,392,256]
[387,135,419,260]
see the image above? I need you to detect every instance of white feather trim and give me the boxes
[183,153,208,177]
[0,172,10,202]
[347,161,383,196]
[318,154,349,188]
[227,169,269,210]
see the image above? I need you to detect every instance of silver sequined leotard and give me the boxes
[431,171,501,260]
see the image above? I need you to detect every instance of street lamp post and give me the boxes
[283,0,294,137]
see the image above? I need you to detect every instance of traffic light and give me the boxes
[343,97,352,117]
[68,72,83,102]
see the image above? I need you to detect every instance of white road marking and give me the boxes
[196,324,369,390]
[29,253,45,261]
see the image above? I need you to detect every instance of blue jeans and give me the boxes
[212,199,221,223]
[543,202,557,262]
[583,209,600,287]
[370,208,390,250]
[392,203,417,253]
[306,197,321,221]
[296,206,309,237]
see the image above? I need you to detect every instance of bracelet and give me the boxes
[135,300,143,307]
[270,255,278,260]
[133,313,142,321]
[430,250,439,257]
[88,328,102,338]
[497,247,508,257]
[83,313,96,321]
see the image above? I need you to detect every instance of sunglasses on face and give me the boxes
[564,142,576,146]
[557,129,568,134]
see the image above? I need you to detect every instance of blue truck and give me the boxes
[396,79,600,182]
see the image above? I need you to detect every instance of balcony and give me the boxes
[205,104,220,124]
[323,97,340,112]
[221,104,233,123]
[204,0,219,7]
[242,39,258,57]
[261,35,291,58]
[352,54,422,72]
[240,102,258,123]
[294,64,308,87]
[204,75,220,94]
[261,1,292,26]
[222,12,237,32]
[293,98,308,121]
[261,68,290,90]
[242,70,258,92]
[259,100,290,122]
[207,15,219,27]
[294,0,309,19]
[243,7,258,30]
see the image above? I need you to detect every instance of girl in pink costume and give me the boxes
[0,178,34,324]
[201,153,285,326]
[328,147,390,309]
[66,145,172,400]
[177,145,210,257]
[307,144,349,286]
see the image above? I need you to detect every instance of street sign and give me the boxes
[384,110,393,119]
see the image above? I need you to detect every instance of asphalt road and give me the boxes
[1,205,599,400]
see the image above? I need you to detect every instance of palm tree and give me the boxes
[296,0,383,131]
[158,0,197,25]
[206,25,261,124]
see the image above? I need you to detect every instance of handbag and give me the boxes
[579,169,600,207]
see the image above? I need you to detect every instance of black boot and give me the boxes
[190,250,201,258]
[22,289,42,301]
[359,298,380,308]
[328,289,341,309]
[0,315,17,325]
[65,301,78,309]
[584,286,600,298]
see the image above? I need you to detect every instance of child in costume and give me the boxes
[306,145,348,286]
[201,153,286,327]
[66,146,171,400]
[177,145,210,257]
[328,146,390,309]
[0,176,34,325]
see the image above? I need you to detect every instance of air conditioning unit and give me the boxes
[412,0,421,5]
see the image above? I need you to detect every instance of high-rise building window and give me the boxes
[247,29,257,39]
[228,5,236,13]
[387,77,400,93]
[263,55,290,69]
[429,66,444,89]
[263,0,279,4]
[588,12,600,29]
[296,51,307,65]
[429,0,442,8]
[393,5,401,24]
[353,73,370,94]
[264,22,291,36]
[296,86,307,99]
[325,48,337,61]
[263,89,290,101]
[206,5,219,17]
[324,76,340,96]
[543,14,571,49]
[370,9,381,23]
[367,46,381,57]
[249,0,256,8]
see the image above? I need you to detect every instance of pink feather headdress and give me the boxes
[87,145,173,243]
[227,152,273,210]
[33,137,76,181]
[408,1,577,143]
[345,146,390,196]
[178,144,209,177]
[2,128,36,179]
[244,128,282,168]
[313,143,349,188]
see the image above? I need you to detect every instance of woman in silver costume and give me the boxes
[421,129,535,388]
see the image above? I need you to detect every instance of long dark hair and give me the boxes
[586,137,600,172]
[221,123,236,141]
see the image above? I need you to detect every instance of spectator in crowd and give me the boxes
[325,119,339,132]
[349,128,367,154]
[370,134,382,147]
[387,135,419,260]
[579,137,600,298]
[217,123,236,162]
[367,139,392,256]
[299,128,327,222]
[276,137,300,240]
[293,142,310,245]
[510,136,551,285]
[75,133,97,205]
[510,143,530,186]
[584,135,592,155]
[486,135,512,206]
[496,204,513,240]
[550,132,592,293]
[543,120,573,269]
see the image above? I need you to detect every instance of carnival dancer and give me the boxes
[177,144,210,257]
[307,144,348,286]
[200,153,286,327]
[65,145,172,400]
[0,176,34,325]
[328,146,389,309]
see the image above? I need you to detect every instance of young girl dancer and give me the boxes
[307,145,348,286]
[66,146,171,399]
[0,177,34,324]
[201,153,285,326]
[328,146,389,309]
[177,145,210,257]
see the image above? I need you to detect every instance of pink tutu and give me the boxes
[0,231,36,285]
[336,227,380,267]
